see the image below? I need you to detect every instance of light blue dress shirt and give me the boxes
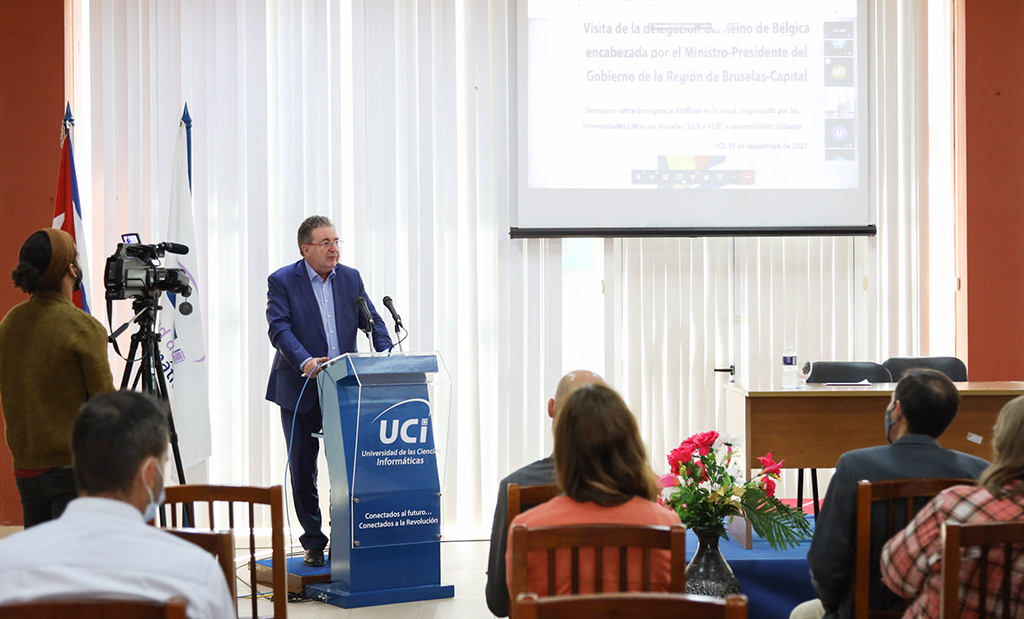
[301,261,340,371]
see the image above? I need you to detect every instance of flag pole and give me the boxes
[62,102,74,148]
[55,103,91,313]
[182,103,192,191]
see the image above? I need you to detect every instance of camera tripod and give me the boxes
[119,296,189,504]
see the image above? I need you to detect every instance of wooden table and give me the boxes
[722,381,1024,547]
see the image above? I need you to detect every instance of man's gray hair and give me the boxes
[297,215,334,252]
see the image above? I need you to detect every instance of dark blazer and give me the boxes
[485,457,556,617]
[265,259,391,413]
[807,433,989,619]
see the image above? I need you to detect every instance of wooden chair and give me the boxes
[0,597,188,619]
[940,521,1024,618]
[800,361,894,519]
[854,478,974,619]
[166,529,236,607]
[510,522,686,615]
[508,482,561,525]
[515,591,748,619]
[505,483,561,616]
[161,484,287,619]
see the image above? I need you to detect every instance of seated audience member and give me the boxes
[881,395,1024,618]
[485,369,604,617]
[791,369,990,619]
[0,391,234,619]
[505,383,681,598]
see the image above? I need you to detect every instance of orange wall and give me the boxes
[0,0,66,526]
[955,0,1024,381]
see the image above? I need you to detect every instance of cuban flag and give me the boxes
[156,118,212,469]
[53,103,91,313]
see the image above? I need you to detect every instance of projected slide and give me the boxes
[527,0,860,193]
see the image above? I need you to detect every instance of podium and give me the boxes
[306,352,454,608]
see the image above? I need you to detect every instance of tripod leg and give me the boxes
[150,341,192,527]
[152,345,187,485]
[120,336,141,390]
[141,344,156,394]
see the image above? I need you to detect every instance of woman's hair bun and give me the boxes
[11,261,45,294]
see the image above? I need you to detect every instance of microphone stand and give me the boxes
[393,324,404,353]
[362,325,376,354]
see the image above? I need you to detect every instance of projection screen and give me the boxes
[511,0,874,237]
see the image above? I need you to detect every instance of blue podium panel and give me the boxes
[316,353,453,608]
[350,383,441,550]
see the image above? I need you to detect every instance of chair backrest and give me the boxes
[854,478,975,619]
[940,521,1024,618]
[882,357,968,382]
[509,523,687,609]
[165,529,236,606]
[807,361,893,384]
[162,484,287,619]
[515,591,748,619]
[506,483,561,617]
[508,483,561,527]
[0,597,188,619]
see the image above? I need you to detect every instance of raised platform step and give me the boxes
[254,555,330,595]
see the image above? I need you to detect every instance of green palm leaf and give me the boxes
[739,487,813,551]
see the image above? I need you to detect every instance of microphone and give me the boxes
[382,296,403,330]
[355,296,374,332]
[157,241,190,255]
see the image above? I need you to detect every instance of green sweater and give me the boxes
[0,291,115,469]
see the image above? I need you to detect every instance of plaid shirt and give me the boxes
[880,484,1024,618]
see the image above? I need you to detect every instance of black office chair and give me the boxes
[799,361,893,518]
[881,356,967,382]
[806,361,893,384]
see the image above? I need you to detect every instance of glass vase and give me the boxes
[684,529,742,597]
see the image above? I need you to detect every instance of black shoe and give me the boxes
[303,549,325,567]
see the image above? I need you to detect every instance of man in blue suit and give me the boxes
[266,215,391,566]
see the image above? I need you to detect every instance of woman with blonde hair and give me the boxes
[505,383,681,598]
[880,395,1024,617]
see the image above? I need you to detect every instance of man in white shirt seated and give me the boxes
[0,391,234,619]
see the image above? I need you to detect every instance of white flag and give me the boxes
[158,121,212,469]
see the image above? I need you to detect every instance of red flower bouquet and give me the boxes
[659,431,812,550]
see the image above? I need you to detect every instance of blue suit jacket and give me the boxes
[265,259,391,413]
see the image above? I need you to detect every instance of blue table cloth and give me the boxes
[691,519,816,619]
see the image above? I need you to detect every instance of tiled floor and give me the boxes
[251,540,492,618]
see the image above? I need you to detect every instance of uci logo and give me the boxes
[372,398,432,445]
[379,418,430,445]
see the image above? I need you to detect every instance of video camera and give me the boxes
[104,233,193,312]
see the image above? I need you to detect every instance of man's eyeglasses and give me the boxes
[306,239,341,250]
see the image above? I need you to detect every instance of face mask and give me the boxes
[884,402,897,444]
[70,263,83,292]
[142,457,166,522]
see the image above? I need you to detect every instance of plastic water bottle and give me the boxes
[782,342,798,389]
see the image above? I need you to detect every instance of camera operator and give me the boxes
[0,228,115,527]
